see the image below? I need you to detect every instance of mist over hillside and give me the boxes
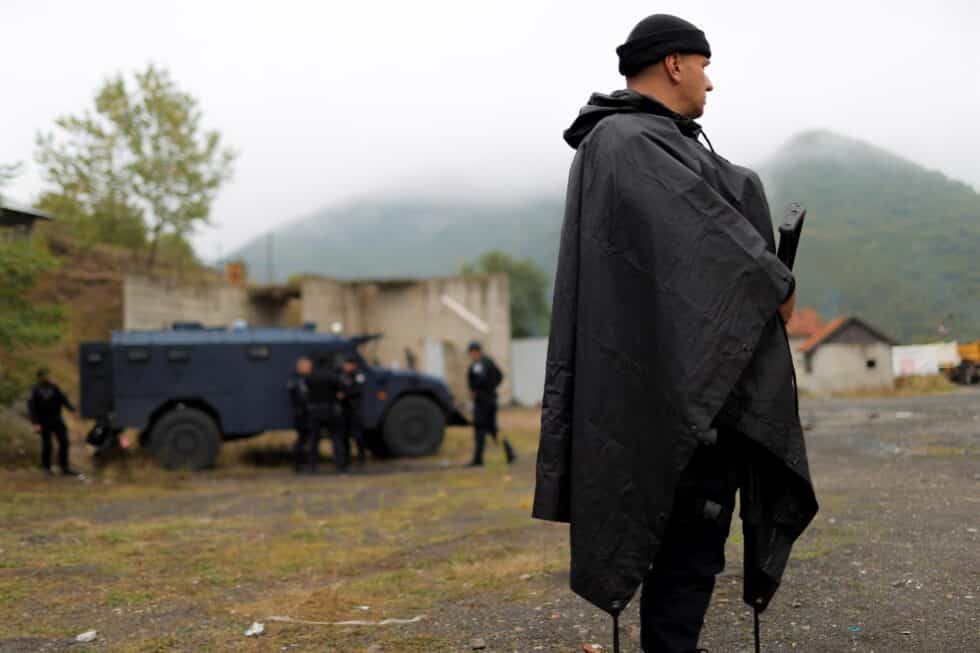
[235,196,564,284]
[760,130,980,342]
[232,130,980,343]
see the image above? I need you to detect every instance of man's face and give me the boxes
[677,54,713,118]
[342,361,356,373]
[468,349,481,362]
[297,358,312,375]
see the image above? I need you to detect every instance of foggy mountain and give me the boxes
[232,130,980,343]
[761,130,980,343]
[234,196,564,286]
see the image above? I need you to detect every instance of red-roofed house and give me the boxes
[791,315,898,394]
[785,307,823,347]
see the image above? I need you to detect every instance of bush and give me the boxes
[0,407,39,469]
[894,374,958,395]
[832,374,958,399]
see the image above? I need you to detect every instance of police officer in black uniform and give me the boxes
[28,368,79,476]
[335,355,367,467]
[466,342,515,467]
[287,356,318,473]
[302,361,349,474]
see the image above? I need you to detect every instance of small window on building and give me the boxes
[167,349,190,363]
[85,352,104,366]
[866,359,877,369]
[127,348,150,363]
[247,345,271,361]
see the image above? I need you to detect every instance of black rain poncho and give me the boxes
[532,90,818,615]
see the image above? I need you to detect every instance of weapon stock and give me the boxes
[777,202,806,270]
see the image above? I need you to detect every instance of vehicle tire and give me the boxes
[149,407,222,470]
[382,396,445,457]
[966,362,978,384]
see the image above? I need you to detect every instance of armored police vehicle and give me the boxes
[79,324,466,469]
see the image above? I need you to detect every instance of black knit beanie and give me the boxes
[616,14,711,77]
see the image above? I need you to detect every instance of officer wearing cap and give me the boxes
[287,356,318,473]
[466,341,515,467]
[28,368,79,476]
[335,355,368,467]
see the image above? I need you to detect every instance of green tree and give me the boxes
[0,241,64,405]
[462,250,550,338]
[0,162,20,193]
[0,164,63,404]
[0,240,62,355]
[35,64,236,267]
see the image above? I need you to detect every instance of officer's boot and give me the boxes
[55,428,78,475]
[503,437,517,465]
[467,430,487,467]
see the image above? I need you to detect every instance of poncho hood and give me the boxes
[563,89,703,149]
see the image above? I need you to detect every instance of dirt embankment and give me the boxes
[1,229,218,466]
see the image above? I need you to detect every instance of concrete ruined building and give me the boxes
[123,273,512,403]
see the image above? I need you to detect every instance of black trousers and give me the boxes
[343,411,366,465]
[292,418,321,471]
[39,421,70,471]
[471,398,515,464]
[640,430,741,653]
[471,397,496,464]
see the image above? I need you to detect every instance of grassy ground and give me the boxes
[0,410,38,469]
[829,373,959,399]
[2,399,978,652]
[0,411,553,651]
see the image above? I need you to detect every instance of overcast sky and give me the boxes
[2,0,977,259]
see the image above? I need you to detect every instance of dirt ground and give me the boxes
[1,391,978,652]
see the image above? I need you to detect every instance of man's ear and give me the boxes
[663,53,683,83]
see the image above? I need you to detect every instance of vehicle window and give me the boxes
[127,348,150,363]
[315,352,344,370]
[247,345,271,361]
[167,349,190,363]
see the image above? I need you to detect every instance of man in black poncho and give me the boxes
[532,14,818,653]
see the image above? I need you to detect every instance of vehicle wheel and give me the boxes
[966,363,978,384]
[382,396,445,457]
[149,407,222,470]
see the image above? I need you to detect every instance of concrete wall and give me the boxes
[300,275,512,404]
[511,337,548,407]
[892,342,961,377]
[796,342,894,394]
[124,276,254,330]
[789,337,808,377]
